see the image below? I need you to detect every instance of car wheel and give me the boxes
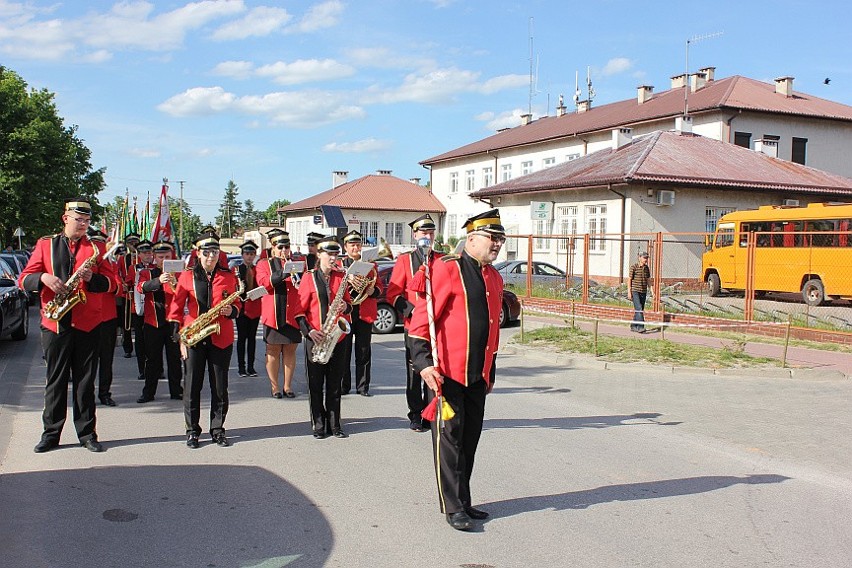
[372,304,398,334]
[499,302,509,328]
[11,302,28,340]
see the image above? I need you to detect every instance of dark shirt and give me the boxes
[629,262,651,293]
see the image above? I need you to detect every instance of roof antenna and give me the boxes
[684,31,724,117]
[527,17,540,116]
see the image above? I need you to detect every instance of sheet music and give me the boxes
[283,261,304,273]
[246,286,268,301]
[163,260,185,273]
[346,260,374,277]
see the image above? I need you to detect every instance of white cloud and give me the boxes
[211,6,291,40]
[211,60,255,79]
[361,67,528,105]
[129,148,162,158]
[158,86,366,128]
[601,57,632,76]
[256,59,355,85]
[288,0,343,33]
[347,47,435,71]
[477,108,531,132]
[322,138,391,153]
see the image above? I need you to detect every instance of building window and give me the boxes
[543,157,556,168]
[534,219,551,251]
[385,222,403,245]
[705,207,735,233]
[566,153,580,161]
[734,131,752,148]
[585,204,607,252]
[501,164,512,182]
[449,172,458,194]
[360,221,378,244]
[557,206,578,252]
[792,137,808,165]
[482,167,493,188]
[446,215,458,239]
[521,161,533,175]
[465,169,475,192]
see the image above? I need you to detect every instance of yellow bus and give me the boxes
[702,203,852,306]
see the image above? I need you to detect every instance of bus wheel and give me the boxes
[802,279,825,306]
[707,273,721,297]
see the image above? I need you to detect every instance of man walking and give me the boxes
[627,251,651,332]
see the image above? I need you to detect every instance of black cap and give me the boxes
[270,232,291,246]
[240,240,259,252]
[639,251,649,258]
[152,240,175,253]
[266,228,285,239]
[316,237,341,254]
[409,214,436,232]
[306,232,325,245]
[342,230,362,244]
[194,228,220,250]
[86,226,108,241]
[124,232,141,243]
[463,208,504,235]
[65,197,92,216]
[136,239,154,252]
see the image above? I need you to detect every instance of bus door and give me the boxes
[714,222,737,285]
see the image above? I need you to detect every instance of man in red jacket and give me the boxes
[386,213,443,431]
[409,209,505,531]
[340,230,382,396]
[234,240,262,377]
[168,229,241,449]
[86,227,122,407]
[20,198,118,453]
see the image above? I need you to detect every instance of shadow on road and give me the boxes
[484,412,682,431]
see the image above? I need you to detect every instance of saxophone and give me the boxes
[179,280,245,347]
[44,247,101,321]
[310,265,351,364]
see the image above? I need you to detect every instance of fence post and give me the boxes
[660,303,666,340]
[519,300,525,343]
[571,300,576,329]
[593,318,599,357]
[782,315,792,368]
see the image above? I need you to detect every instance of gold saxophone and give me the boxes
[44,247,101,321]
[179,280,245,347]
[310,264,351,364]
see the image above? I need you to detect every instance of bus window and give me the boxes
[807,220,837,247]
[715,226,734,248]
[752,222,771,247]
[739,223,750,247]
[782,221,803,247]
[840,220,851,247]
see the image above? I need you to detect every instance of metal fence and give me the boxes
[502,231,852,335]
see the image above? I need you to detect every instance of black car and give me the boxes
[0,253,37,305]
[372,261,521,334]
[0,257,29,340]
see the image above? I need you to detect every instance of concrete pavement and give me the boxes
[0,306,850,567]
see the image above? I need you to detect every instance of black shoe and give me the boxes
[238,370,248,377]
[136,395,154,403]
[248,369,258,377]
[123,352,132,358]
[410,420,427,432]
[357,390,372,397]
[272,392,284,399]
[81,439,103,453]
[34,438,59,453]
[186,435,200,449]
[465,506,489,520]
[312,430,328,439]
[99,395,117,406]
[446,511,473,531]
[170,394,183,400]
[332,429,348,438]
[137,374,144,380]
[341,390,350,395]
[283,391,296,398]
[212,433,230,447]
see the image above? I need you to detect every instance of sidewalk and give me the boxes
[517,313,852,379]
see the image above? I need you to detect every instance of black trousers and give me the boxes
[119,298,133,355]
[141,324,183,399]
[40,327,99,443]
[97,318,118,398]
[128,313,146,376]
[184,341,232,437]
[305,338,346,433]
[342,317,373,394]
[404,329,429,423]
[427,378,486,514]
[235,314,260,372]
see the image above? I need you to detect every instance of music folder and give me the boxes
[283,261,305,273]
[163,260,185,273]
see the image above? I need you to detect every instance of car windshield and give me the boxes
[536,263,565,276]
[492,261,510,271]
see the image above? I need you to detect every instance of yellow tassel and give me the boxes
[441,399,455,421]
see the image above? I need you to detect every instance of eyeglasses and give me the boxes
[475,232,506,244]
[200,249,220,257]
[275,244,290,250]
[68,216,91,226]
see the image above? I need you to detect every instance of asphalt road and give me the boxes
[0,306,850,568]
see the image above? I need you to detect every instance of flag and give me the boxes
[150,182,174,245]
[143,192,151,240]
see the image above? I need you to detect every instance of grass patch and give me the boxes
[515,325,779,368]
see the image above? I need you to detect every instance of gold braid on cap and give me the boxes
[466,217,502,233]
[196,237,219,249]
[411,220,435,231]
[65,201,91,211]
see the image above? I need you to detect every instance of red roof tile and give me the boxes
[471,131,852,197]
[422,76,852,165]
[281,174,446,213]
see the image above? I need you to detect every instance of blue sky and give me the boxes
[3,0,850,224]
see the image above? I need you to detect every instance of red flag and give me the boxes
[150,183,173,244]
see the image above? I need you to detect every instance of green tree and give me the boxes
[215,179,241,238]
[264,199,290,225]
[239,199,264,231]
[0,66,105,246]
[168,197,202,252]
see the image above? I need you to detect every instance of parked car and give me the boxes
[493,260,598,290]
[0,257,29,340]
[372,261,521,334]
[0,253,37,305]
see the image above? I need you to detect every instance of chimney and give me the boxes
[675,115,693,134]
[754,138,778,158]
[332,170,348,187]
[376,169,392,175]
[556,94,567,117]
[775,76,794,97]
[637,85,654,104]
[520,113,533,125]
[612,127,633,149]
[671,73,687,89]
[577,99,591,113]
[690,72,707,92]
[409,177,421,185]
[698,66,715,82]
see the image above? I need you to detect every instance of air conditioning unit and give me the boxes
[783,199,800,207]
[656,190,675,206]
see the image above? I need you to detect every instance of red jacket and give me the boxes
[19,234,117,333]
[167,265,242,349]
[386,250,444,330]
[235,263,263,320]
[255,256,302,330]
[137,266,177,328]
[89,258,122,322]
[298,269,351,344]
[408,253,502,387]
